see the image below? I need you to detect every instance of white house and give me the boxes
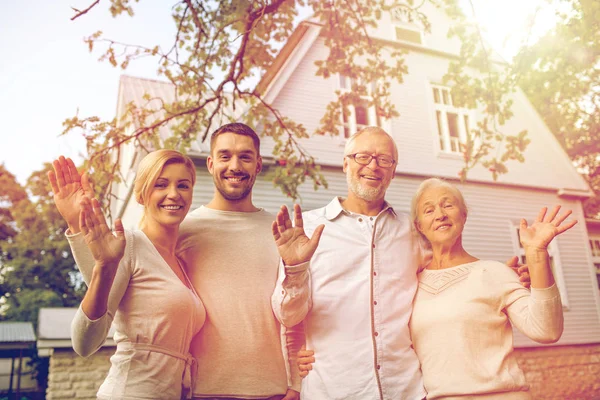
[109,4,600,399]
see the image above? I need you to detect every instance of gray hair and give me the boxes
[410,178,468,244]
[343,126,399,162]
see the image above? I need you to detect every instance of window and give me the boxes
[589,236,600,291]
[390,8,423,44]
[431,85,472,154]
[339,75,382,138]
[510,223,569,308]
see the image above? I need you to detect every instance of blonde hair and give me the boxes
[134,149,196,228]
[344,126,399,162]
[410,178,468,245]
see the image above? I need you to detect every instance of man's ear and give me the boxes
[207,155,214,176]
[342,156,348,173]
[256,156,263,174]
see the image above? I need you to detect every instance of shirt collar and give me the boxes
[324,197,397,221]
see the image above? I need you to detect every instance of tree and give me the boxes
[63,0,529,204]
[0,164,85,329]
[514,0,600,217]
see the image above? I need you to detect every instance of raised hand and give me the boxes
[48,156,93,233]
[80,196,126,270]
[519,206,577,251]
[272,204,324,266]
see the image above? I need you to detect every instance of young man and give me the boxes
[50,123,302,400]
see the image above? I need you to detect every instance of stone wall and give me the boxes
[44,344,600,399]
[515,343,600,399]
[45,348,112,400]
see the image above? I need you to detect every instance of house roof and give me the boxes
[37,307,116,354]
[0,322,35,344]
[116,75,244,155]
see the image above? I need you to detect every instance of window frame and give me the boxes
[430,83,473,156]
[509,221,570,309]
[337,74,385,140]
[588,235,600,291]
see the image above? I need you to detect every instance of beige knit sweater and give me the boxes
[410,260,563,400]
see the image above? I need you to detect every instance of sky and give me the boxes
[0,1,559,186]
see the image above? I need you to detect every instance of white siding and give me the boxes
[268,38,589,192]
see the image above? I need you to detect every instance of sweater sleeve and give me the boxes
[493,262,564,344]
[272,260,312,328]
[70,230,134,357]
[283,322,305,392]
[65,229,96,285]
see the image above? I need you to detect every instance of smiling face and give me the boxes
[343,129,396,203]
[415,185,467,248]
[144,162,194,228]
[207,131,262,203]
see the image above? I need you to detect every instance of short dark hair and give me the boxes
[210,123,260,155]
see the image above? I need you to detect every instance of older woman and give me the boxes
[298,177,576,399]
[408,178,575,399]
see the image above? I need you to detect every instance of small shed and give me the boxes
[0,321,37,397]
[38,308,115,400]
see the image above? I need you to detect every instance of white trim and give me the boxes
[509,221,570,309]
[263,24,321,105]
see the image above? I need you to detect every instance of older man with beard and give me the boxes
[271,126,426,399]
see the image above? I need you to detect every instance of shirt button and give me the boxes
[373,271,377,276]
[281,290,285,294]
[370,217,373,221]
[372,243,376,248]
[374,301,377,305]
[377,365,381,370]
[358,218,363,222]
[374,332,379,337]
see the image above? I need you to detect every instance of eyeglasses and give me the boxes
[346,153,396,168]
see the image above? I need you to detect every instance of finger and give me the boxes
[545,205,560,223]
[53,160,66,188]
[505,255,519,270]
[556,219,577,234]
[519,218,527,232]
[81,172,93,194]
[277,206,290,234]
[519,272,530,282]
[66,158,80,184]
[48,171,59,195]
[308,224,325,251]
[79,209,88,235]
[298,356,315,364]
[58,156,72,185]
[271,221,281,241]
[553,209,573,226]
[293,204,303,229]
[299,370,308,378]
[535,207,547,223]
[297,350,314,357]
[517,264,528,274]
[90,198,107,233]
[114,219,125,239]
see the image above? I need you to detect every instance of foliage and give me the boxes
[515,0,600,217]
[63,0,531,206]
[0,164,85,328]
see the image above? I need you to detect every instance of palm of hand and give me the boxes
[519,221,556,249]
[276,227,313,266]
[54,182,89,224]
[84,229,126,267]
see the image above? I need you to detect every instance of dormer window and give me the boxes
[390,7,424,45]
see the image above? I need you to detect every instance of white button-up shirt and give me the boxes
[272,197,426,400]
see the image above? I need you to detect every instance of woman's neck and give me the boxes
[428,239,478,270]
[142,223,179,256]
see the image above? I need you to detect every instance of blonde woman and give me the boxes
[49,150,205,399]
